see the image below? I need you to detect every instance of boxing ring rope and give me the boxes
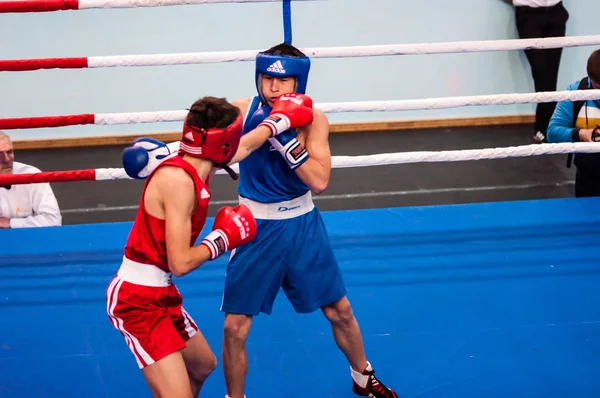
[0,0,307,14]
[2,89,600,130]
[2,35,600,72]
[2,143,600,186]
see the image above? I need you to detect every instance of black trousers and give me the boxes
[515,2,569,133]
[575,169,600,198]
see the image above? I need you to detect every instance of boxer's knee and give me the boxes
[223,313,253,346]
[322,296,355,327]
[189,353,217,382]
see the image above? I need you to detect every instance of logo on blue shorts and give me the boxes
[278,205,300,212]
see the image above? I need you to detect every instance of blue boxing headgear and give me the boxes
[255,51,311,105]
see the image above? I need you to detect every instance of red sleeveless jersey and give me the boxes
[123,155,211,273]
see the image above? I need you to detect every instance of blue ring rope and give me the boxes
[282,0,292,44]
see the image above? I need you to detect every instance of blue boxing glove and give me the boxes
[268,129,309,170]
[123,137,173,179]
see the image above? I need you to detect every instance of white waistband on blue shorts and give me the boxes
[239,191,314,220]
[117,256,172,287]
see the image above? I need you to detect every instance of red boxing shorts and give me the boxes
[106,257,199,369]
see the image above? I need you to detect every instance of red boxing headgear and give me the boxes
[179,114,243,180]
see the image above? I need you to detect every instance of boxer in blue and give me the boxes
[122,43,398,398]
[221,43,398,398]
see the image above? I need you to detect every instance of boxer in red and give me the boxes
[106,96,257,398]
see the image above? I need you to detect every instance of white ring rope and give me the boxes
[84,35,600,68]
[328,143,600,169]
[79,0,310,8]
[315,90,600,113]
[230,143,600,174]
[96,142,600,180]
[2,142,597,186]
[90,89,600,126]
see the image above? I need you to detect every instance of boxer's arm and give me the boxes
[158,167,211,277]
[228,98,271,165]
[294,109,331,195]
[228,125,272,165]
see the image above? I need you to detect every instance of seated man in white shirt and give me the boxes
[0,131,62,229]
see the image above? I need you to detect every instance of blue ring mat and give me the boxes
[1,198,599,398]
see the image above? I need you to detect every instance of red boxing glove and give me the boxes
[201,205,257,260]
[259,93,314,136]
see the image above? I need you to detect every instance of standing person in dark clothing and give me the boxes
[506,0,570,142]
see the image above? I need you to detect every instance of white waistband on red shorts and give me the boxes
[239,191,314,220]
[117,256,172,287]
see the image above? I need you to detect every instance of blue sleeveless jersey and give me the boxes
[237,96,310,203]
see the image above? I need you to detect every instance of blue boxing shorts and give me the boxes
[220,192,347,316]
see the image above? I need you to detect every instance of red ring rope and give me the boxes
[0,114,95,130]
[0,57,88,72]
[0,0,79,13]
[0,169,97,185]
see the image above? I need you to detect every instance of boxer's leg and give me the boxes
[281,209,363,367]
[168,285,217,397]
[106,278,192,398]
[221,218,290,398]
[180,331,217,397]
[282,209,398,398]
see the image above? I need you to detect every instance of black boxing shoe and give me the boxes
[351,362,398,398]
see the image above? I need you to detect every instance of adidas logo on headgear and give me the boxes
[267,60,286,74]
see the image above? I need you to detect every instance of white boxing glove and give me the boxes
[268,129,308,170]
[122,138,174,179]
[166,141,180,154]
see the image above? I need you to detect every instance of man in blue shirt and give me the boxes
[547,49,600,196]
